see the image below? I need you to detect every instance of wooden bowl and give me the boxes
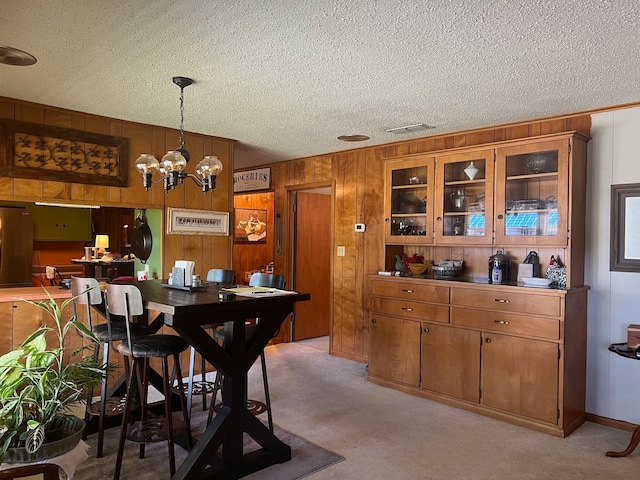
[409,263,428,275]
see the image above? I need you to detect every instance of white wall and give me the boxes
[587,106,640,422]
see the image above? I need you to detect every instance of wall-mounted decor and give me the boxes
[611,183,640,272]
[234,208,267,243]
[0,119,128,186]
[167,208,229,236]
[233,167,271,193]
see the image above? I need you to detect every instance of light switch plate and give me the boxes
[337,246,345,257]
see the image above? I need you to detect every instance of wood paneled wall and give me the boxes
[268,115,592,363]
[233,192,275,285]
[0,97,235,279]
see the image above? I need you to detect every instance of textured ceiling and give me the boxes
[1,1,639,168]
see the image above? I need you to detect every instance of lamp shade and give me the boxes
[94,234,109,253]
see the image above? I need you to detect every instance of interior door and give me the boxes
[293,191,331,340]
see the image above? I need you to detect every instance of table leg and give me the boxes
[606,425,640,457]
[169,304,293,480]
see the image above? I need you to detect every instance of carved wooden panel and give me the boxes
[0,119,128,186]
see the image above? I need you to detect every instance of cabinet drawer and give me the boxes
[371,280,449,304]
[451,307,559,340]
[371,297,449,323]
[451,287,560,317]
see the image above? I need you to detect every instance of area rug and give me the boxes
[74,401,344,480]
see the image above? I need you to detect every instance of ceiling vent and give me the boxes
[385,124,435,134]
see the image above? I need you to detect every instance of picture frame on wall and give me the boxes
[234,208,267,243]
[166,208,229,235]
[611,183,640,272]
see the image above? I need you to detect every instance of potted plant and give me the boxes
[0,288,108,462]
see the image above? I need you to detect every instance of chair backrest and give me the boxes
[70,276,102,330]
[206,268,235,285]
[249,273,285,289]
[104,283,144,353]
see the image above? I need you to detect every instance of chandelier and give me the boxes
[135,76,223,193]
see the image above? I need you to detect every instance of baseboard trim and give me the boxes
[586,413,638,432]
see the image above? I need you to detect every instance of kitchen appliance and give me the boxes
[0,206,34,287]
[488,250,511,284]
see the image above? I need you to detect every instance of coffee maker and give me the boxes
[488,250,511,284]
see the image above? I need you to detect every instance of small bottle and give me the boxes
[492,263,502,284]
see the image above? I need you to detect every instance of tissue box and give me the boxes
[517,263,540,282]
[628,324,640,349]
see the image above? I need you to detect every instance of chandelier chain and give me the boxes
[179,86,185,149]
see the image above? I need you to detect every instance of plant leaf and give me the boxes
[25,423,45,454]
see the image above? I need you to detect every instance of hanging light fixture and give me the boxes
[135,76,223,194]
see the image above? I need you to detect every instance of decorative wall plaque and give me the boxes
[0,119,128,187]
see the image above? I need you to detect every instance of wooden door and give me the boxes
[369,314,421,387]
[293,192,331,340]
[421,323,481,403]
[482,332,559,423]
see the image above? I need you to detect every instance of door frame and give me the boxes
[283,181,335,347]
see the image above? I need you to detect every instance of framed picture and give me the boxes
[611,184,640,272]
[166,208,229,236]
[234,208,267,243]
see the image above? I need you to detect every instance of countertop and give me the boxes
[0,286,72,302]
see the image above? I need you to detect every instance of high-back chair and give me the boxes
[208,272,285,430]
[71,276,136,458]
[104,283,192,480]
[182,268,236,412]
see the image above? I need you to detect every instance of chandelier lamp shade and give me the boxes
[135,76,223,194]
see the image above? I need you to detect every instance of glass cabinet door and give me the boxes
[434,150,494,245]
[494,139,569,246]
[384,156,434,244]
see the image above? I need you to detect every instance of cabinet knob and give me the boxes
[497,214,504,220]
[401,307,414,312]
[423,327,429,333]
[436,216,442,221]
[485,338,492,343]
[385,218,389,223]
[372,318,377,324]
[494,320,510,325]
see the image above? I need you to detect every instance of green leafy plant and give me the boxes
[0,288,108,457]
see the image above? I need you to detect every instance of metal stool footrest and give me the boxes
[88,395,139,416]
[174,380,216,397]
[213,399,267,416]
[126,418,171,443]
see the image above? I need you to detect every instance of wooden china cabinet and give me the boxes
[370,131,589,437]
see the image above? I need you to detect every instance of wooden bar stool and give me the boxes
[105,283,193,480]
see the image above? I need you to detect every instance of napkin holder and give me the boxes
[171,267,186,287]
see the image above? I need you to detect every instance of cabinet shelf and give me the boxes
[444,178,486,187]
[506,172,558,181]
[392,212,427,217]
[392,184,427,190]
[443,211,485,217]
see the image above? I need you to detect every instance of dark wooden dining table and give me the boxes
[129,280,310,480]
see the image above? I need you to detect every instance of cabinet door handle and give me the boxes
[485,337,492,343]
[494,320,510,325]
[494,298,510,303]
[372,318,377,324]
[423,327,429,333]
[497,214,504,219]
[401,289,414,293]
[401,307,414,312]
[436,216,442,221]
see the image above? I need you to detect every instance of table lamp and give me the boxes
[94,234,109,256]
